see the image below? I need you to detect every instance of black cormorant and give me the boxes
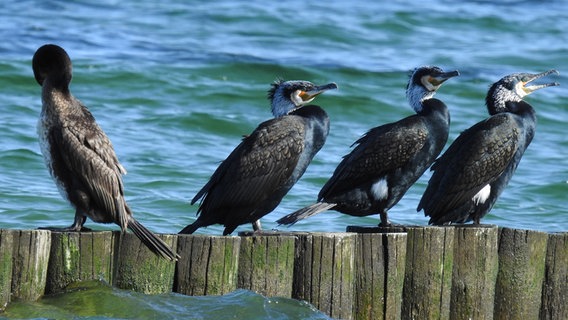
[179,80,338,235]
[277,66,459,227]
[33,44,178,261]
[418,70,559,225]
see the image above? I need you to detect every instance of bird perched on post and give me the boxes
[179,79,337,235]
[277,66,459,227]
[33,44,178,261]
[418,70,559,225]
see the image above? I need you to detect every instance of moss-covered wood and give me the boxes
[0,229,14,310]
[45,231,116,294]
[1,226,568,318]
[494,227,548,320]
[174,235,240,296]
[10,230,51,301]
[292,232,356,320]
[354,232,407,320]
[237,233,295,297]
[539,232,567,320]
[113,232,177,294]
[402,226,454,320]
[450,225,499,320]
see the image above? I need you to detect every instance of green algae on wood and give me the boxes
[402,226,454,320]
[10,230,51,301]
[292,232,356,320]
[174,235,240,296]
[450,225,499,320]
[354,232,407,320]
[113,232,177,294]
[0,229,14,310]
[539,232,567,320]
[45,231,116,294]
[494,227,548,320]
[237,233,295,298]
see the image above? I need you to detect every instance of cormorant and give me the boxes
[418,70,559,225]
[179,80,338,235]
[277,66,459,227]
[33,44,179,261]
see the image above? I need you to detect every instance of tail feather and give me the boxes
[178,220,204,234]
[277,202,336,226]
[128,218,179,261]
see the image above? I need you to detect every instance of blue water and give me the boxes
[1,0,567,318]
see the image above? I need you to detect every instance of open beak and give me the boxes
[523,69,559,94]
[300,82,338,101]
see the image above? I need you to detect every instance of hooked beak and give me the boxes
[429,70,460,86]
[299,82,338,101]
[523,69,559,94]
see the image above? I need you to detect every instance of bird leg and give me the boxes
[379,211,391,227]
[252,220,262,232]
[39,211,91,231]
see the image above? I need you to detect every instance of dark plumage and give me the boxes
[33,44,178,261]
[179,80,337,235]
[418,70,559,225]
[277,66,459,227]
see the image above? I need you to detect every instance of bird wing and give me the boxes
[192,116,305,215]
[419,113,520,215]
[319,116,428,198]
[52,108,129,228]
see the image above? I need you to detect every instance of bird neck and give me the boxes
[407,86,435,113]
[41,84,74,116]
[271,96,297,118]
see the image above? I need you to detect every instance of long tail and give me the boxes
[276,202,336,226]
[128,218,180,261]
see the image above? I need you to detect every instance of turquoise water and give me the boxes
[1,0,567,318]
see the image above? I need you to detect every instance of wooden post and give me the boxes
[113,232,177,294]
[450,225,499,320]
[45,231,116,294]
[237,233,295,297]
[174,235,240,296]
[402,226,454,320]
[0,229,14,310]
[539,232,567,320]
[354,232,407,320]
[10,230,51,301]
[494,227,548,320]
[293,232,356,320]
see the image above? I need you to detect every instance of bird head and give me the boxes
[32,44,73,88]
[406,66,460,113]
[486,70,559,114]
[268,80,338,117]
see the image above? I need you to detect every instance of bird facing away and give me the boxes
[277,66,459,227]
[33,44,178,261]
[179,80,338,235]
[418,70,559,225]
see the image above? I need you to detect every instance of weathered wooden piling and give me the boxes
[237,233,295,297]
[114,232,177,294]
[174,234,240,296]
[539,232,568,320]
[10,230,51,301]
[494,227,548,320]
[45,231,116,294]
[354,231,407,320]
[1,226,567,319]
[402,226,454,320]
[0,229,14,310]
[292,232,356,320]
[450,226,499,320]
